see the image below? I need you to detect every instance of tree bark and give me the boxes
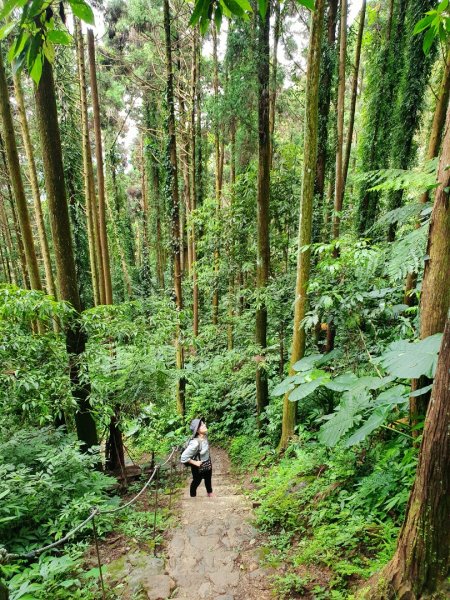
[313,0,338,242]
[75,20,104,306]
[87,29,113,304]
[0,46,42,292]
[212,23,221,326]
[362,317,450,599]
[12,72,56,298]
[35,57,98,450]
[191,28,199,336]
[409,99,450,425]
[332,0,347,247]
[164,0,185,416]
[269,0,281,170]
[256,0,271,420]
[279,0,326,450]
[342,0,366,191]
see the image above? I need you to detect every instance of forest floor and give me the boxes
[85,448,275,599]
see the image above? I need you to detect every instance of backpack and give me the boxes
[180,437,202,467]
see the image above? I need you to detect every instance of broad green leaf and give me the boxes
[68,0,95,25]
[376,333,443,379]
[272,375,297,397]
[0,0,27,20]
[374,384,408,406]
[189,0,209,27]
[294,0,315,10]
[413,13,435,34]
[29,50,42,83]
[234,0,252,11]
[222,0,246,18]
[43,40,55,63]
[288,375,330,402]
[410,384,433,397]
[292,353,323,372]
[325,372,359,392]
[344,407,390,447]
[258,0,267,18]
[318,391,371,446]
[0,21,15,41]
[423,26,436,54]
[47,30,72,45]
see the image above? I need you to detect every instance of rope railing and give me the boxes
[0,446,181,600]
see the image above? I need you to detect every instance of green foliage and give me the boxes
[1,0,95,82]
[0,428,116,554]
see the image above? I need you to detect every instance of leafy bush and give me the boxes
[0,428,117,553]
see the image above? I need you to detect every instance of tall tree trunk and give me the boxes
[332,0,348,247]
[0,46,42,292]
[191,29,199,336]
[312,0,338,242]
[0,196,17,284]
[342,0,366,191]
[75,20,104,306]
[212,23,221,325]
[363,317,450,599]
[409,99,450,426]
[269,0,281,170]
[12,72,56,298]
[35,57,98,450]
[279,0,326,451]
[87,29,113,304]
[164,0,185,416]
[403,47,450,307]
[256,1,271,420]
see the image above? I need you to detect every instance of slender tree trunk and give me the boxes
[191,29,199,336]
[12,72,56,298]
[409,99,450,426]
[342,0,366,191]
[332,0,347,247]
[313,0,338,242]
[269,0,281,170]
[75,20,103,306]
[212,23,221,325]
[363,317,450,599]
[105,188,133,298]
[0,139,28,288]
[0,194,17,285]
[0,47,42,292]
[256,1,271,420]
[279,0,326,451]
[87,29,113,304]
[164,0,185,416]
[35,57,98,450]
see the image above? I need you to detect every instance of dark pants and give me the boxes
[190,465,213,497]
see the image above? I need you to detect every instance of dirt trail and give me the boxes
[167,447,273,600]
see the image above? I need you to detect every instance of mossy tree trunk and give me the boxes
[0,46,42,293]
[164,0,185,416]
[255,0,271,421]
[279,0,326,450]
[35,57,98,450]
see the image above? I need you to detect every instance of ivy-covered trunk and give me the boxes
[35,57,98,451]
[255,0,271,420]
[279,0,326,450]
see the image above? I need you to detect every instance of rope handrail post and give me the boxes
[152,466,160,557]
[91,512,107,600]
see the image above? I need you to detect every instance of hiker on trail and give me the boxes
[180,418,214,498]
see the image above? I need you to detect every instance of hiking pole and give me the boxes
[91,513,107,600]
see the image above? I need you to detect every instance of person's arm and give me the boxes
[180,439,202,467]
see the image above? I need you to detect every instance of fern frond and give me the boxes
[356,158,438,193]
[383,224,428,281]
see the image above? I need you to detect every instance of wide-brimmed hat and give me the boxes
[189,418,203,436]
